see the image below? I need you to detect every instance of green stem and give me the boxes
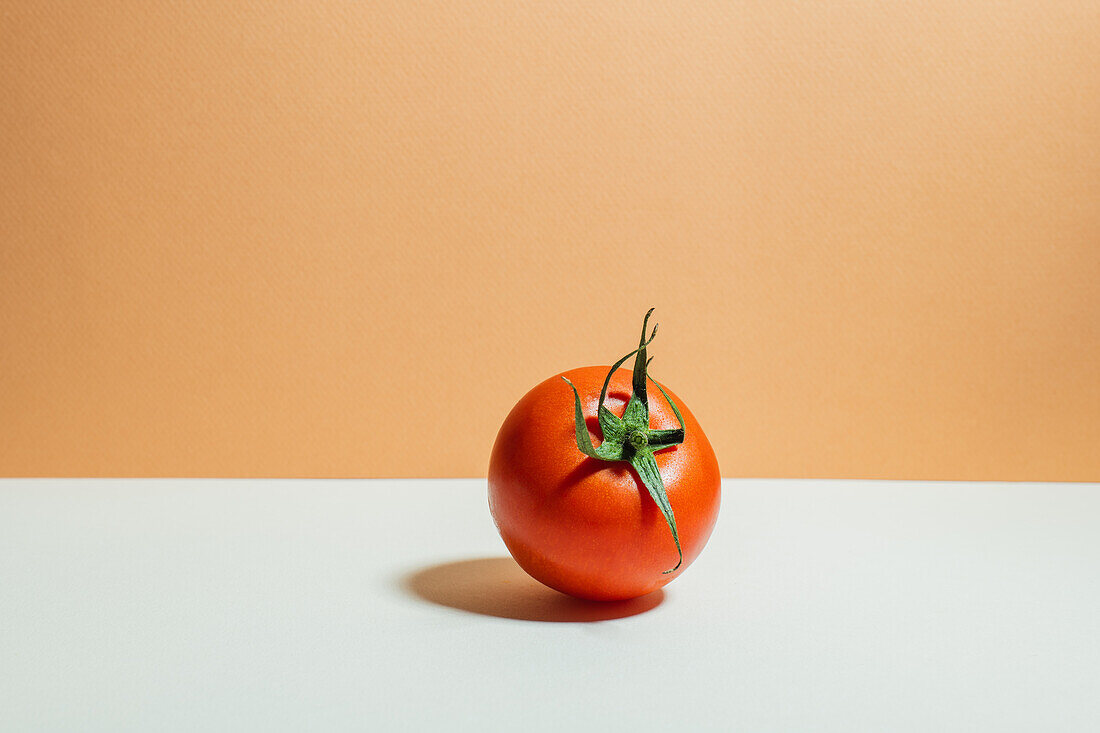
[561,308,687,574]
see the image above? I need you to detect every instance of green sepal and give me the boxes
[622,395,648,426]
[647,428,685,452]
[598,320,658,418]
[598,408,627,445]
[561,377,625,461]
[630,449,683,573]
[632,308,656,409]
[646,379,687,451]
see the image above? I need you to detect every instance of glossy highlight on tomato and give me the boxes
[488,314,720,601]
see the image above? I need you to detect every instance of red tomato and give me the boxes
[488,351,721,601]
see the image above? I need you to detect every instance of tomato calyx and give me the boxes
[560,308,687,574]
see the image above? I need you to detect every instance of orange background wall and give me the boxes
[2,2,1098,479]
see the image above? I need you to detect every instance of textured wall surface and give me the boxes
[2,2,1098,479]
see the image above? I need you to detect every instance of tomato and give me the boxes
[488,312,721,601]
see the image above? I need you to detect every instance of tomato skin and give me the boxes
[488,366,721,601]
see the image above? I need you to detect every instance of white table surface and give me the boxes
[1,478,1098,732]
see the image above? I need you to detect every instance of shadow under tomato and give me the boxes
[402,557,664,622]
